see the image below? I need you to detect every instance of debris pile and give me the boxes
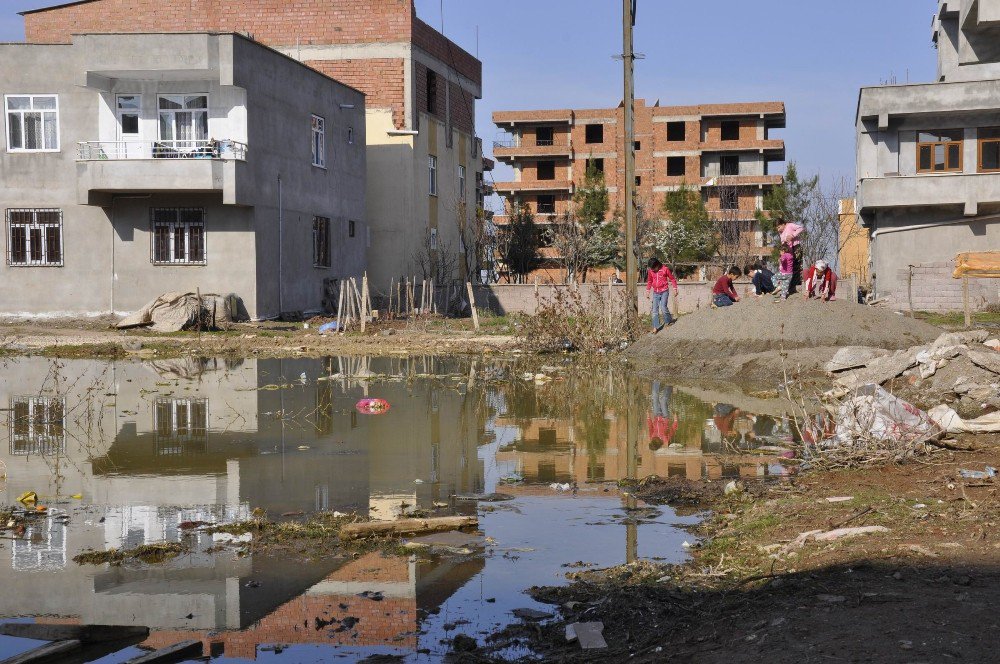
[117,291,240,332]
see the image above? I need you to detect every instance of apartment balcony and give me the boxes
[492,213,559,226]
[492,139,573,161]
[493,180,574,194]
[76,139,248,206]
[493,110,574,127]
[858,171,1000,213]
[698,139,785,159]
[702,175,783,187]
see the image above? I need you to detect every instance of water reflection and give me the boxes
[0,355,791,662]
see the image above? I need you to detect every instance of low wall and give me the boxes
[890,261,999,313]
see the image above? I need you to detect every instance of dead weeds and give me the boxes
[73,542,187,566]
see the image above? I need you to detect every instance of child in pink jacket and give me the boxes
[774,243,794,300]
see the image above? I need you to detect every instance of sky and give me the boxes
[2,0,938,186]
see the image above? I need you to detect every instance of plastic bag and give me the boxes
[833,384,936,446]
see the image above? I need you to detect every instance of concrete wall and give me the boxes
[474,282,716,317]
[890,260,999,312]
[0,33,366,318]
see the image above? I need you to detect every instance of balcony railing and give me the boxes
[493,138,565,149]
[77,139,248,161]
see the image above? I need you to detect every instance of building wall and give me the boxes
[0,33,365,317]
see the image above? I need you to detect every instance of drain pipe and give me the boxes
[277,174,283,318]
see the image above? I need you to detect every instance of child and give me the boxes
[711,266,742,307]
[645,257,678,332]
[774,243,794,300]
[747,261,775,297]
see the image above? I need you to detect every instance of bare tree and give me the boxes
[712,178,762,272]
[547,212,591,284]
[410,230,460,285]
[493,201,540,284]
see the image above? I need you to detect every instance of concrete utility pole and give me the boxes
[622,0,638,323]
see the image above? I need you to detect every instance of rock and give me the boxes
[968,350,1000,375]
[934,330,989,348]
[825,346,890,373]
[813,526,890,542]
[512,608,553,621]
[985,339,1000,351]
[724,480,741,495]
[565,622,607,649]
[380,328,396,337]
[835,350,919,392]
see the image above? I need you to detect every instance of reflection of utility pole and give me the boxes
[622,0,638,324]
[624,372,640,563]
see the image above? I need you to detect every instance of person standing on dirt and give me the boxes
[803,259,838,301]
[775,216,805,294]
[645,257,678,333]
[711,266,742,307]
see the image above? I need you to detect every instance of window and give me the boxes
[917,130,962,173]
[585,124,604,144]
[587,157,604,174]
[6,95,59,152]
[721,120,740,141]
[7,209,62,266]
[154,397,208,453]
[426,69,438,114]
[151,208,206,264]
[720,188,739,210]
[537,194,556,214]
[158,95,208,149]
[10,397,65,456]
[536,126,554,146]
[979,127,1000,172]
[720,155,740,176]
[430,227,438,250]
[634,141,641,151]
[458,164,467,200]
[666,156,685,177]
[349,219,356,238]
[635,176,642,186]
[537,160,556,180]
[347,126,354,144]
[117,95,140,136]
[666,121,685,142]
[313,216,330,268]
[311,114,326,167]
[428,155,438,195]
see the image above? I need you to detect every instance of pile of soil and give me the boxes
[628,299,942,388]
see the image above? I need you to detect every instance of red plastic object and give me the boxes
[356,398,391,415]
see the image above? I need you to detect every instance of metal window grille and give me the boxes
[428,155,438,195]
[153,397,208,454]
[313,216,330,267]
[10,396,66,456]
[458,165,466,201]
[150,208,206,264]
[312,114,326,167]
[6,209,63,266]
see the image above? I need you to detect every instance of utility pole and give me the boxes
[622,0,638,324]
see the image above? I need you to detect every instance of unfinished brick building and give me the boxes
[21,0,488,291]
[492,100,786,277]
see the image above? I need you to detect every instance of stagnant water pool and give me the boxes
[0,355,795,662]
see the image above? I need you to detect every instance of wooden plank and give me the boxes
[124,640,202,664]
[466,282,480,331]
[0,624,148,644]
[339,516,477,541]
[963,276,972,329]
[2,640,81,664]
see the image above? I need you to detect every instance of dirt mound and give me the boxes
[630,298,941,361]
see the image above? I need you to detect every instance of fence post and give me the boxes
[963,276,972,329]
[466,282,480,331]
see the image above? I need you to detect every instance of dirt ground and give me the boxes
[0,315,522,359]
[475,435,1000,663]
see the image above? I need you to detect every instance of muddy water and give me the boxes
[0,356,794,662]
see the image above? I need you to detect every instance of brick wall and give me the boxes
[25,0,413,46]
[308,58,406,129]
[411,17,481,84]
[891,261,999,312]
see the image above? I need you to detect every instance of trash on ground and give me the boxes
[549,482,571,491]
[355,398,390,414]
[928,405,1000,434]
[832,384,937,446]
[213,531,253,544]
[17,491,37,505]
[338,516,478,541]
[565,622,607,649]
[454,493,515,502]
[957,467,997,480]
[824,496,854,503]
[117,291,237,332]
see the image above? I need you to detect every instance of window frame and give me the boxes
[978,127,1000,173]
[458,164,467,200]
[313,216,331,268]
[6,208,63,267]
[156,94,208,149]
[311,114,326,168]
[10,396,66,456]
[916,130,963,173]
[5,94,60,153]
[428,154,438,196]
[150,208,207,265]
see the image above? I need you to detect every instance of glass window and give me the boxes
[5,95,59,151]
[117,95,140,135]
[311,114,326,167]
[157,94,208,150]
[151,208,206,264]
[428,154,438,195]
[6,209,63,266]
[458,165,467,200]
[916,129,962,173]
[979,127,1000,172]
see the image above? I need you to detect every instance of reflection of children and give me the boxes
[713,404,740,437]
[648,381,678,450]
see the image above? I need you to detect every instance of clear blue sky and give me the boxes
[3,0,937,183]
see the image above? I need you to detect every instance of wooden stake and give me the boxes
[963,276,972,329]
[907,265,915,319]
[360,274,368,333]
[467,281,480,331]
[196,287,202,336]
[336,280,345,333]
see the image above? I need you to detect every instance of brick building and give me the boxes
[492,100,785,279]
[21,0,490,291]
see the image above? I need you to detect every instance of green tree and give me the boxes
[756,162,820,246]
[573,160,617,281]
[497,202,540,283]
[653,183,717,274]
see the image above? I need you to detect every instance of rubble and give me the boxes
[825,346,890,373]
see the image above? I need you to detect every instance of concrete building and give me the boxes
[0,31,366,318]
[856,0,1000,311]
[492,100,785,280]
[21,0,489,293]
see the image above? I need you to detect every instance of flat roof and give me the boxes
[19,0,100,15]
